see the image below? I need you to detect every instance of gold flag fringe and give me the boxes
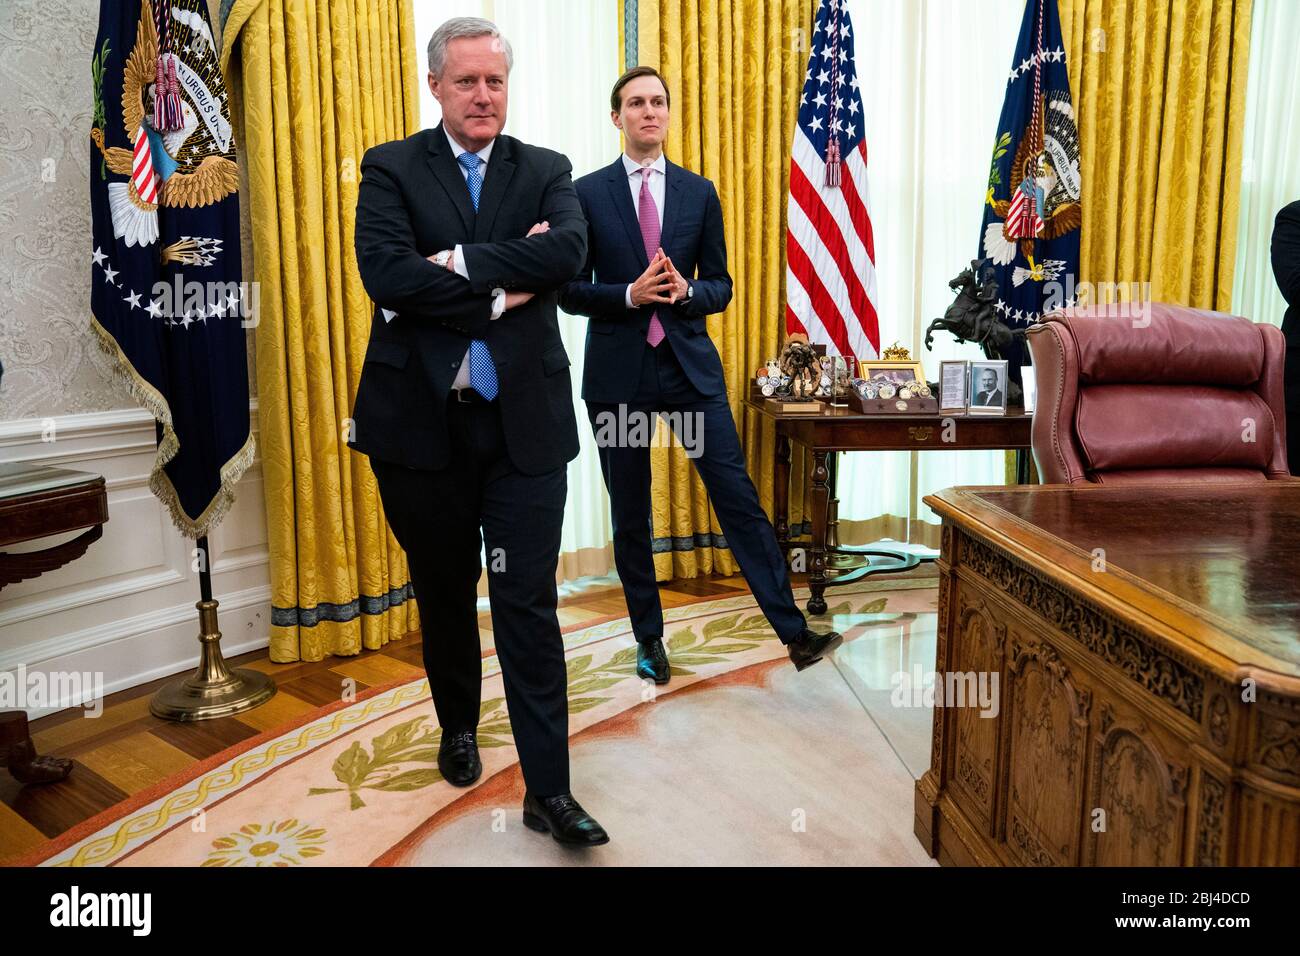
[90,313,255,538]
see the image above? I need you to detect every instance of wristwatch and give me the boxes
[685,281,694,300]
[432,249,453,270]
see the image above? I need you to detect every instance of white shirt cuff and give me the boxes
[625,284,634,309]
[453,245,469,280]
[381,308,396,323]
[490,287,506,320]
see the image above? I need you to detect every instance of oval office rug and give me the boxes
[8,577,938,867]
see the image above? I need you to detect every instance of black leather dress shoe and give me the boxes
[637,637,671,684]
[786,628,844,671]
[522,792,610,847]
[437,729,482,787]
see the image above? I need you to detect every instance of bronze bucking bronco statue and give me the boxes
[924,259,1026,404]
[924,259,1026,360]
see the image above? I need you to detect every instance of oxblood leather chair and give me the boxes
[1025,303,1292,484]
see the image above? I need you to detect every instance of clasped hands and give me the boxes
[427,220,552,311]
[629,248,689,307]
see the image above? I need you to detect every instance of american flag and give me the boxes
[785,0,879,361]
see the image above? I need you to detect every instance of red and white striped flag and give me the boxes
[785,0,879,361]
[131,126,159,204]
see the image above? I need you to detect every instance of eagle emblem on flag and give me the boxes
[90,0,238,248]
[976,0,1081,377]
[982,91,1081,285]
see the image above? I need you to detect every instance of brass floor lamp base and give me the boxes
[150,598,276,722]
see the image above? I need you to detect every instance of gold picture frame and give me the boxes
[858,359,926,388]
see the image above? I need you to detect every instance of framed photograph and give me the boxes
[968,359,1009,415]
[858,359,926,388]
[939,360,969,412]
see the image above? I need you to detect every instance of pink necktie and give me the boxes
[638,168,666,348]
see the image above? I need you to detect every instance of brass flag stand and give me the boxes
[150,533,275,721]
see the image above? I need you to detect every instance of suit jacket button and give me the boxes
[451,360,459,369]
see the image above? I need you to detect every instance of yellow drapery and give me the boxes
[220,0,422,661]
[633,0,818,582]
[1057,0,1253,309]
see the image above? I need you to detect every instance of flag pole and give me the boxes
[149,535,276,722]
[91,0,267,721]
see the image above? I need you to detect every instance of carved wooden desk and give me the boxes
[918,483,1300,866]
[743,395,1032,613]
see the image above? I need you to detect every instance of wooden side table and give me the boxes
[0,462,108,784]
[743,396,1032,614]
[0,463,109,591]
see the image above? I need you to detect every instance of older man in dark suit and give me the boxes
[350,17,607,847]
[974,368,1004,407]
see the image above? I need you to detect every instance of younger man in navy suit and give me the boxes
[560,67,841,684]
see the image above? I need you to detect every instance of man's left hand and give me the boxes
[661,253,690,303]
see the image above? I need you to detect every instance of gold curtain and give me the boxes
[634,0,818,582]
[220,0,422,661]
[1058,0,1253,309]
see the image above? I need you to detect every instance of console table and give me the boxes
[743,395,1032,613]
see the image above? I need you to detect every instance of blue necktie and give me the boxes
[457,151,498,401]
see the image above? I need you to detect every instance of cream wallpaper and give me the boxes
[0,0,254,424]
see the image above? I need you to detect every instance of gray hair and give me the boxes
[427,17,514,77]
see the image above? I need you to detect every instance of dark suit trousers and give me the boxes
[586,339,806,644]
[370,397,570,796]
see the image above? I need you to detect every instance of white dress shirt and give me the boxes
[622,152,666,309]
[382,127,505,393]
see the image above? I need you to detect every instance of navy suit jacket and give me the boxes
[350,124,585,473]
[559,156,733,403]
[1273,200,1300,343]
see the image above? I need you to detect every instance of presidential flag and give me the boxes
[785,0,880,361]
[89,0,252,537]
[979,0,1082,377]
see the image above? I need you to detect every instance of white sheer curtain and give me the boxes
[413,0,620,581]
[835,0,1023,546]
[1232,0,1300,328]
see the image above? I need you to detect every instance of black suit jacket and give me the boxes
[350,124,586,473]
[1273,200,1300,343]
[558,156,733,403]
[975,388,1004,407]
